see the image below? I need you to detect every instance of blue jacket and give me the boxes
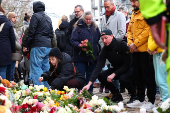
[70,19,100,62]
[23,1,53,48]
[0,14,16,66]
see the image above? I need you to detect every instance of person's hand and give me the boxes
[23,47,28,52]
[39,77,43,82]
[133,48,138,52]
[147,48,153,55]
[150,21,167,49]
[129,43,137,51]
[152,50,157,55]
[0,76,2,81]
[107,73,116,82]
[81,84,90,93]
[82,48,88,52]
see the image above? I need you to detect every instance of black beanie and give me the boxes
[101,29,113,36]
[49,47,62,59]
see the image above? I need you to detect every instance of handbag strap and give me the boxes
[0,22,5,32]
[72,62,76,77]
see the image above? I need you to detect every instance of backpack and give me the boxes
[55,28,67,51]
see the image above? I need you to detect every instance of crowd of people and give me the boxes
[0,0,169,112]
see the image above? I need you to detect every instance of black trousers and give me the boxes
[98,68,136,96]
[132,52,156,104]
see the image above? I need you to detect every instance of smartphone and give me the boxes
[160,16,167,46]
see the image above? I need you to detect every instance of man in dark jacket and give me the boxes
[67,5,84,39]
[82,29,137,103]
[23,1,53,87]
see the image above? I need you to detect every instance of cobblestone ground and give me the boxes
[93,87,162,113]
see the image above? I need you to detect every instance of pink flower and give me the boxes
[25,88,30,95]
[79,44,83,47]
[81,41,84,44]
[84,39,88,43]
[83,44,87,46]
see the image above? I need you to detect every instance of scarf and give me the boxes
[105,3,116,18]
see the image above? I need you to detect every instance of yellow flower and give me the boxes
[54,102,59,107]
[60,95,63,100]
[50,90,55,93]
[43,87,48,92]
[0,106,6,113]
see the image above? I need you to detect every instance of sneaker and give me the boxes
[105,88,109,93]
[127,100,145,108]
[140,102,155,111]
[155,93,161,100]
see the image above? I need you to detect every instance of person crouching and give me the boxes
[39,47,86,90]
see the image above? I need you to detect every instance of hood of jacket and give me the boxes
[33,1,45,13]
[59,21,69,31]
[0,14,9,25]
[23,20,29,26]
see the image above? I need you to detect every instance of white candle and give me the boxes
[118,102,124,109]
[140,108,146,113]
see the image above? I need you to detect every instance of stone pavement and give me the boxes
[93,87,162,113]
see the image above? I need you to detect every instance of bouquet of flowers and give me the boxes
[79,39,95,60]
[157,98,170,113]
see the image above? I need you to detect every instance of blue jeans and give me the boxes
[0,66,7,79]
[30,47,51,88]
[6,61,16,81]
[153,53,169,101]
[74,62,97,92]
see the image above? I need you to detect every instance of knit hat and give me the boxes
[7,12,17,20]
[101,29,113,36]
[49,47,62,59]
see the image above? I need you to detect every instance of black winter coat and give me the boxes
[0,14,16,66]
[23,1,53,48]
[90,38,132,82]
[57,21,72,57]
[41,52,86,90]
[67,17,79,37]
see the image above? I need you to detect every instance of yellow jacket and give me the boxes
[127,10,150,52]
[148,32,163,53]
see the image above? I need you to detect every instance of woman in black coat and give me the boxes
[39,47,85,90]
[0,6,16,79]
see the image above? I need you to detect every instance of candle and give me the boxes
[140,108,146,113]
[118,102,124,109]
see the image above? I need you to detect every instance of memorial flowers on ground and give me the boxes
[0,80,121,113]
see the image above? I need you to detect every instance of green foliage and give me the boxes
[157,107,170,113]
[67,94,78,107]
[102,97,117,106]
[79,89,92,100]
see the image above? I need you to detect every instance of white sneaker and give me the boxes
[126,100,145,108]
[140,102,155,111]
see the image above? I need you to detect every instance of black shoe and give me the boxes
[111,94,123,103]
[120,89,125,93]
[127,96,137,104]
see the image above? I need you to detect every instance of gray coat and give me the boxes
[100,10,126,48]
[11,22,22,61]
[100,10,126,65]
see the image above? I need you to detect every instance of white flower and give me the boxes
[43,100,48,105]
[39,85,44,90]
[38,92,43,96]
[108,105,121,112]
[161,99,170,111]
[33,92,38,96]
[22,90,26,96]
[22,96,31,104]
[46,97,51,102]
[27,99,33,105]
[29,86,33,90]
[0,95,7,100]
[65,106,72,113]
[14,93,20,100]
[92,95,98,100]
[57,107,67,113]
[45,92,50,96]
[5,99,12,109]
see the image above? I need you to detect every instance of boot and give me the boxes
[14,68,20,83]
[105,93,113,99]
[127,95,138,104]
[111,93,123,103]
